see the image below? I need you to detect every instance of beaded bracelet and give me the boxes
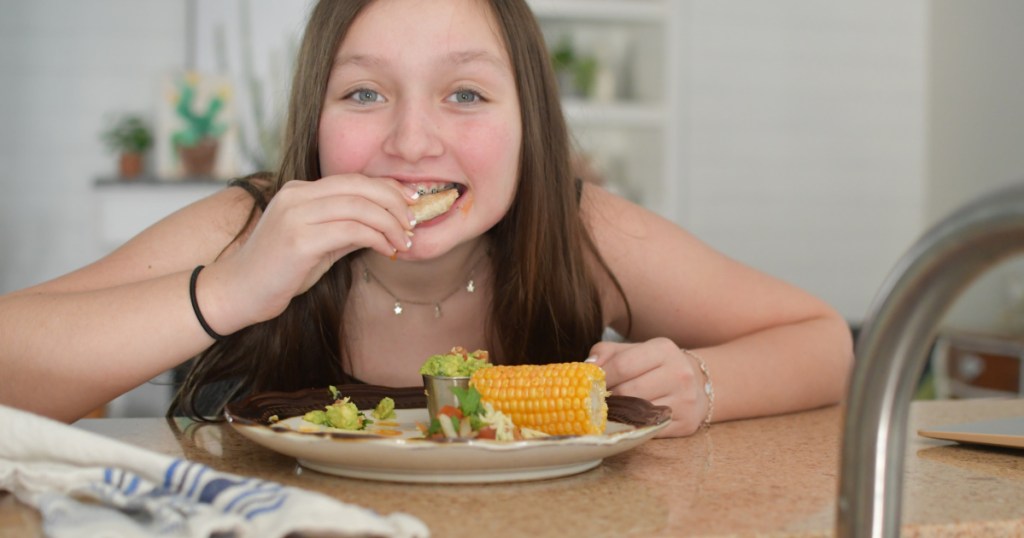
[682,348,714,428]
[189,265,227,340]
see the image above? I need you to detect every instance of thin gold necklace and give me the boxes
[360,251,487,318]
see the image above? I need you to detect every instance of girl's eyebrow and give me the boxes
[443,49,508,69]
[333,53,385,69]
[333,49,508,71]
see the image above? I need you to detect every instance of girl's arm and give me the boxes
[582,184,853,437]
[0,175,419,422]
[0,187,257,422]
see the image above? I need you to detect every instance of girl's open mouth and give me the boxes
[410,183,465,223]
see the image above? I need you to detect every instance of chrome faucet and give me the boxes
[837,182,1024,537]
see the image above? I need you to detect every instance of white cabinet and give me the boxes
[528,0,683,221]
[94,179,225,250]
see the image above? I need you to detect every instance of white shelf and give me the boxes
[561,100,666,129]
[528,0,665,23]
[531,0,681,222]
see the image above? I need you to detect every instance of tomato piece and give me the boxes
[476,427,497,440]
[438,405,464,419]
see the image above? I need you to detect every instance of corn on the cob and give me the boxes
[469,362,608,435]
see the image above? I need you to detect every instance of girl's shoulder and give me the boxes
[578,183,663,327]
[227,172,276,211]
[121,179,265,263]
[579,181,710,331]
[581,181,710,269]
[13,178,265,296]
[579,182,671,243]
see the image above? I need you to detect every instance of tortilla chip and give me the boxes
[412,188,458,222]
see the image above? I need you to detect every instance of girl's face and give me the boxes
[319,0,522,259]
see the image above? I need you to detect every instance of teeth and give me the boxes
[415,183,456,196]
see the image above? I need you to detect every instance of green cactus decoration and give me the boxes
[172,76,227,149]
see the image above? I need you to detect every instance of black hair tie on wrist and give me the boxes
[189,265,227,340]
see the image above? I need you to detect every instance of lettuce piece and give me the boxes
[449,385,481,416]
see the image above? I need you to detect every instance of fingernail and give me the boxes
[406,239,413,249]
[406,186,421,200]
[584,356,598,363]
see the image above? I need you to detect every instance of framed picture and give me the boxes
[188,0,312,175]
[155,71,240,180]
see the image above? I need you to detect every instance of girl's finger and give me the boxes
[599,349,661,388]
[308,175,417,229]
[300,220,400,260]
[300,195,412,252]
[608,368,675,402]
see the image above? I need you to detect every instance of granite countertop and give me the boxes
[3,398,1024,536]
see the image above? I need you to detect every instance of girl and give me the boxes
[0,0,852,437]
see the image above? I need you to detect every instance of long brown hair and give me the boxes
[171,0,629,419]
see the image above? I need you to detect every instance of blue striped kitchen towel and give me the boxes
[0,404,428,538]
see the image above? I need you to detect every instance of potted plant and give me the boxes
[550,37,598,99]
[172,75,228,178]
[101,114,153,179]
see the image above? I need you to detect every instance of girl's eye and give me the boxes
[346,88,383,104]
[448,88,482,104]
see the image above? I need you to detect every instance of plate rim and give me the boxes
[297,456,603,484]
[223,384,671,482]
[228,408,668,483]
[224,384,673,439]
[230,406,669,449]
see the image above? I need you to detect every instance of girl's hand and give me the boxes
[588,338,710,437]
[208,174,417,331]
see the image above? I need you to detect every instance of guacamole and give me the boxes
[419,347,491,377]
[303,396,369,430]
[372,396,396,420]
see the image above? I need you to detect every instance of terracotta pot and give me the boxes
[118,152,144,179]
[177,138,219,177]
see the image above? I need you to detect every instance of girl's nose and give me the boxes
[382,100,444,162]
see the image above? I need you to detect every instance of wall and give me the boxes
[927,1,1024,221]
[680,1,927,324]
[0,0,186,293]
[0,0,186,417]
[928,1,1024,334]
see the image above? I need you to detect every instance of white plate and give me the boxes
[225,386,671,483]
